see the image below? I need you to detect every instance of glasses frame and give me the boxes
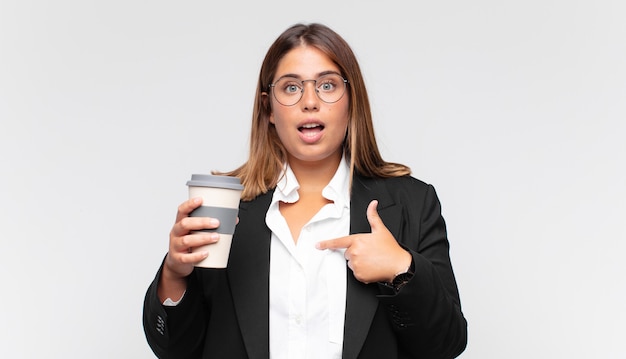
[268,73,349,106]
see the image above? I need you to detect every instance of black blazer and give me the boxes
[144,174,467,359]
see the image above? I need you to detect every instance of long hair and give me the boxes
[218,23,410,201]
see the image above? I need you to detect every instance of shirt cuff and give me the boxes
[162,291,186,306]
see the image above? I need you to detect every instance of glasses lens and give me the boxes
[316,74,346,103]
[273,77,303,106]
[271,74,347,106]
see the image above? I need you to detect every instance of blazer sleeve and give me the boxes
[143,261,216,359]
[377,182,467,359]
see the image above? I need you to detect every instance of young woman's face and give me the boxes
[269,45,349,165]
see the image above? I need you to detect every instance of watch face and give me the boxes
[392,272,413,286]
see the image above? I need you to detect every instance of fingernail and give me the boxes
[210,218,219,226]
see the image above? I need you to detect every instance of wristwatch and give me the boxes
[380,262,415,293]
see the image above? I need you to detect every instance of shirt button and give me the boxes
[295,314,302,325]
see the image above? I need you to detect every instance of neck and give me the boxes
[287,152,342,192]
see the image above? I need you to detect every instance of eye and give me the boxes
[277,78,302,95]
[285,84,300,94]
[319,82,335,91]
[317,75,341,92]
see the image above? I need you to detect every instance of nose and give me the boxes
[300,80,319,110]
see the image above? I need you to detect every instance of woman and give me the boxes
[143,23,467,359]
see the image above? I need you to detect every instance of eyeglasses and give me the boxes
[268,73,348,106]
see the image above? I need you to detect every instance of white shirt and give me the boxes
[266,157,350,359]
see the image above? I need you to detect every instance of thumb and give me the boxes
[366,200,384,232]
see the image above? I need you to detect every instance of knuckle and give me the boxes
[180,235,189,247]
[177,201,190,215]
[179,217,196,231]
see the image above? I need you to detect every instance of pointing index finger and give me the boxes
[316,236,353,250]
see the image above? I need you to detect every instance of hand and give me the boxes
[316,200,412,283]
[164,197,221,279]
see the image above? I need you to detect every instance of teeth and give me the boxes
[301,123,320,129]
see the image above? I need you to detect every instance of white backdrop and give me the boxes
[1,1,625,358]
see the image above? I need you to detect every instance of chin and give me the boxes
[291,150,342,164]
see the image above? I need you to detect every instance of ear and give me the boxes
[261,92,275,124]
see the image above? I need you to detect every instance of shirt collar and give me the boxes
[274,156,350,210]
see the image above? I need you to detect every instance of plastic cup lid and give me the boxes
[186,174,244,190]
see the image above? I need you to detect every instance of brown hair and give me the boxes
[218,23,410,201]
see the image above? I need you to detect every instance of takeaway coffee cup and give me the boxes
[186,174,244,268]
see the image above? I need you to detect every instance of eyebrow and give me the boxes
[274,70,342,81]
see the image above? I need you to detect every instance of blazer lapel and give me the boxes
[343,175,401,359]
[227,191,274,359]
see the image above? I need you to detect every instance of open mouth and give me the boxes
[298,123,325,133]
